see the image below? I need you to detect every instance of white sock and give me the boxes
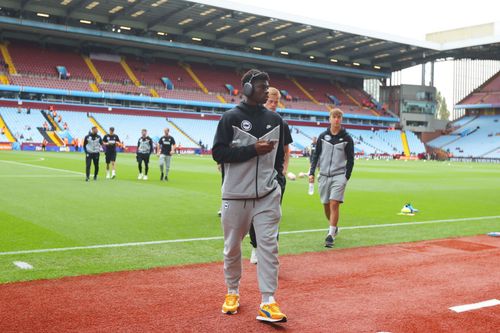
[328,226,337,236]
[228,288,239,295]
[106,171,110,177]
[261,294,275,305]
[112,170,116,176]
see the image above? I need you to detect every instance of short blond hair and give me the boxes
[267,87,281,98]
[329,108,343,117]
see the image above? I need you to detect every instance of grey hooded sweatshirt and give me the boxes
[212,102,285,200]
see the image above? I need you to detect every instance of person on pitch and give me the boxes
[248,86,293,265]
[212,69,287,323]
[309,108,354,248]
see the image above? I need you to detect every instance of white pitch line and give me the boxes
[13,261,34,270]
[0,174,80,178]
[0,160,84,175]
[0,215,498,257]
[282,215,500,235]
[449,299,500,313]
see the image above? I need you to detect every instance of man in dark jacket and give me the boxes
[309,108,354,248]
[212,69,287,323]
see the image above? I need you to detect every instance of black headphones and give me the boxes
[242,71,263,97]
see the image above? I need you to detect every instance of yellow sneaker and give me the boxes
[256,302,287,322]
[222,294,240,314]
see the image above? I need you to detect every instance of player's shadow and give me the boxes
[259,321,288,331]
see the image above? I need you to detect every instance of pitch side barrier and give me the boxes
[449,157,500,164]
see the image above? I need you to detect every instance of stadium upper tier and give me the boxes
[0,106,425,156]
[457,71,500,107]
[0,40,392,118]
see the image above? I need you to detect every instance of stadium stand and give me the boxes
[6,41,94,80]
[459,71,500,105]
[92,113,198,148]
[9,76,92,91]
[127,58,199,91]
[91,59,129,84]
[0,107,44,142]
[98,82,151,95]
[0,38,391,118]
[55,111,94,139]
[429,115,500,157]
[188,63,241,95]
[168,118,219,149]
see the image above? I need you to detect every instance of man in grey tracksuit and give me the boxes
[157,128,176,181]
[83,126,102,182]
[309,108,354,248]
[212,69,287,322]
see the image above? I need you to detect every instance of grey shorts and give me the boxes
[318,173,348,204]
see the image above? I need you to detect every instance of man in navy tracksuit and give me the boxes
[213,69,287,323]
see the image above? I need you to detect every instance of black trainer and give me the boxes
[325,235,335,248]
[85,177,89,182]
[165,175,168,181]
[160,173,164,181]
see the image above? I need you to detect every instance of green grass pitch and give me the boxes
[0,150,499,283]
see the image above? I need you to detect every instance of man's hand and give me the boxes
[255,140,276,155]
[309,174,314,183]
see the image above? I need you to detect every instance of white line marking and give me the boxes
[0,174,80,178]
[13,261,34,270]
[0,215,498,256]
[449,299,500,313]
[0,160,83,175]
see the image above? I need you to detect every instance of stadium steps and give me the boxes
[296,127,314,141]
[120,58,141,87]
[400,131,410,157]
[0,42,17,74]
[0,74,9,85]
[290,78,321,105]
[337,84,361,107]
[150,88,159,97]
[180,63,209,94]
[41,110,62,131]
[89,82,99,92]
[0,113,16,142]
[480,145,500,157]
[454,115,479,130]
[166,119,201,147]
[350,132,390,154]
[88,116,107,135]
[216,94,227,103]
[82,56,103,84]
[374,131,398,152]
[37,127,64,146]
[439,136,463,149]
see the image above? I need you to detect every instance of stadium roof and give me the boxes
[0,0,499,76]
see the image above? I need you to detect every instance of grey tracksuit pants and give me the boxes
[159,154,172,176]
[221,188,281,295]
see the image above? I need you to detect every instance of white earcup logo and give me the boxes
[241,120,252,131]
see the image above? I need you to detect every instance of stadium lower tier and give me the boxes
[427,115,500,158]
[0,106,428,155]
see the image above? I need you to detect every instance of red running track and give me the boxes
[0,235,499,332]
